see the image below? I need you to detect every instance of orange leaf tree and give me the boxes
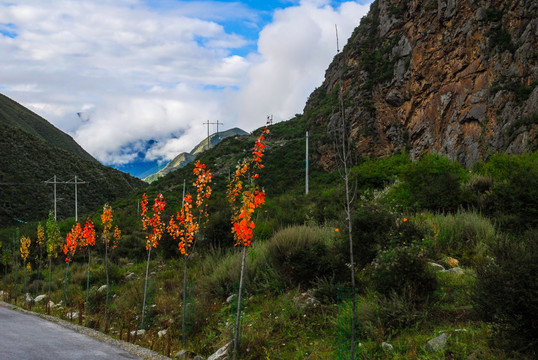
[167,160,212,342]
[226,126,269,357]
[140,193,166,329]
[36,223,45,294]
[101,203,120,330]
[80,218,96,303]
[62,223,82,305]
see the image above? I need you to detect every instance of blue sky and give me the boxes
[0,0,372,176]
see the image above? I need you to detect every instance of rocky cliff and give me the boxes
[304,0,537,168]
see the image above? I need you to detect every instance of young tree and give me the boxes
[168,161,212,342]
[36,223,45,294]
[101,204,120,330]
[20,235,31,297]
[45,210,62,308]
[79,218,96,304]
[140,193,166,329]
[63,223,81,306]
[226,126,269,358]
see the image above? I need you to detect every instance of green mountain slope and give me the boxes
[0,104,147,228]
[0,93,97,162]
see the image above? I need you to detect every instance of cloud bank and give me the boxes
[0,0,371,166]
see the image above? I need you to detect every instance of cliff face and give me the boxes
[304,0,538,168]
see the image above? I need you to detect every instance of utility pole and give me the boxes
[306,131,309,195]
[203,120,224,149]
[44,175,64,221]
[66,176,88,221]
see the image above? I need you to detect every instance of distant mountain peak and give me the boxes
[144,127,248,183]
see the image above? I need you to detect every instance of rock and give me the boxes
[97,285,108,293]
[295,292,320,307]
[381,342,394,351]
[425,333,448,352]
[174,349,199,359]
[386,91,404,107]
[130,329,145,338]
[475,8,487,21]
[158,329,168,338]
[443,267,465,275]
[25,293,35,306]
[47,300,55,308]
[34,294,48,303]
[67,312,79,320]
[126,272,136,280]
[207,342,231,360]
[429,262,446,271]
[226,294,236,304]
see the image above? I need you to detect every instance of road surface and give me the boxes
[0,303,150,360]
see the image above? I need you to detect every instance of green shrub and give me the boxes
[478,152,538,232]
[369,244,436,304]
[384,153,468,212]
[419,211,496,264]
[472,230,538,356]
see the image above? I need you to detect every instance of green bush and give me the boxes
[369,244,436,304]
[472,230,538,356]
[384,153,468,212]
[478,152,538,232]
[419,211,496,264]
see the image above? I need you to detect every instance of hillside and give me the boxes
[0,93,97,163]
[0,97,147,228]
[144,127,248,183]
[303,0,538,168]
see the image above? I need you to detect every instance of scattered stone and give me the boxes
[130,329,146,338]
[126,272,136,280]
[174,349,201,359]
[429,262,446,271]
[47,300,55,308]
[295,292,320,307]
[381,342,394,351]
[425,333,448,353]
[226,294,236,304]
[207,342,231,360]
[443,267,465,275]
[97,285,108,293]
[158,329,168,338]
[25,293,35,306]
[34,294,48,303]
[67,312,79,320]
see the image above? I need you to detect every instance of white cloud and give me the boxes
[0,0,371,166]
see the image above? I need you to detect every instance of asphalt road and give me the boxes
[0,305,143,360]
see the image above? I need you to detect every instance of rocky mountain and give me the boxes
[0,94,147,228]
[0,93,97,163]
[144,127,248,183]
[304,0,537,168]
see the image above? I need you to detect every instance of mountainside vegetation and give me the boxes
[0,93,96,162]
[1,0,537,359]
[0,104,147,228]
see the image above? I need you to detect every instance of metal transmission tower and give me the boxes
[203,120,224,149]
[266,115,273,126]
[66,176,88,221]
[44,175,65,221]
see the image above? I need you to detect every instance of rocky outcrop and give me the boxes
[304,0,538,168]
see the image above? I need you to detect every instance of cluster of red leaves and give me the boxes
[141,193,166,250]
[79,218,96,248]
[63,223,81,263]
[20,236,31,263]
[101,203,113,246]
[227,127,269,247]
[168,161,212,256]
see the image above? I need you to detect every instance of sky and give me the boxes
[0,0,372,177]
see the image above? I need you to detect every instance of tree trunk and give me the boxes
[232,246,247,359]
[141,246,152,329]
[182,255,188,344]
